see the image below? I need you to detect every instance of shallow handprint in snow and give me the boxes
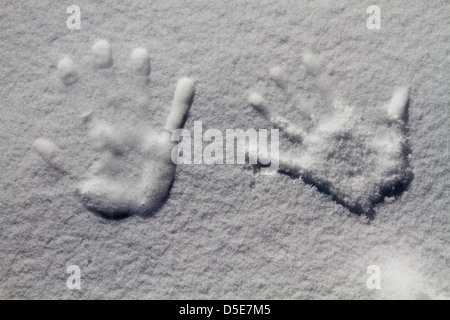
[248,53,412,216]
[34,40,195,218]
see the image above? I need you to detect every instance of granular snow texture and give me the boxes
[0,0,449,299]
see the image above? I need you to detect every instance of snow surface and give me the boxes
[0,0,449,299]
[249,57,412,216]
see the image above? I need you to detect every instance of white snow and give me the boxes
[57,56,78,85]
[33,138,66,173]
[130,47,150,76]
[92,40,113,68]
[0,0,448,300]
[165,77,195,132]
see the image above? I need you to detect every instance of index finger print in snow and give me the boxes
[34,40,195,219]
[248,52,412,217]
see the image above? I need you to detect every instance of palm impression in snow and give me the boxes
[34,40,195,218]
[248,53,412,216]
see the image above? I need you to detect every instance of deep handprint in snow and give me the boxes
[248,52,412,216]
[34,40,195,218]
